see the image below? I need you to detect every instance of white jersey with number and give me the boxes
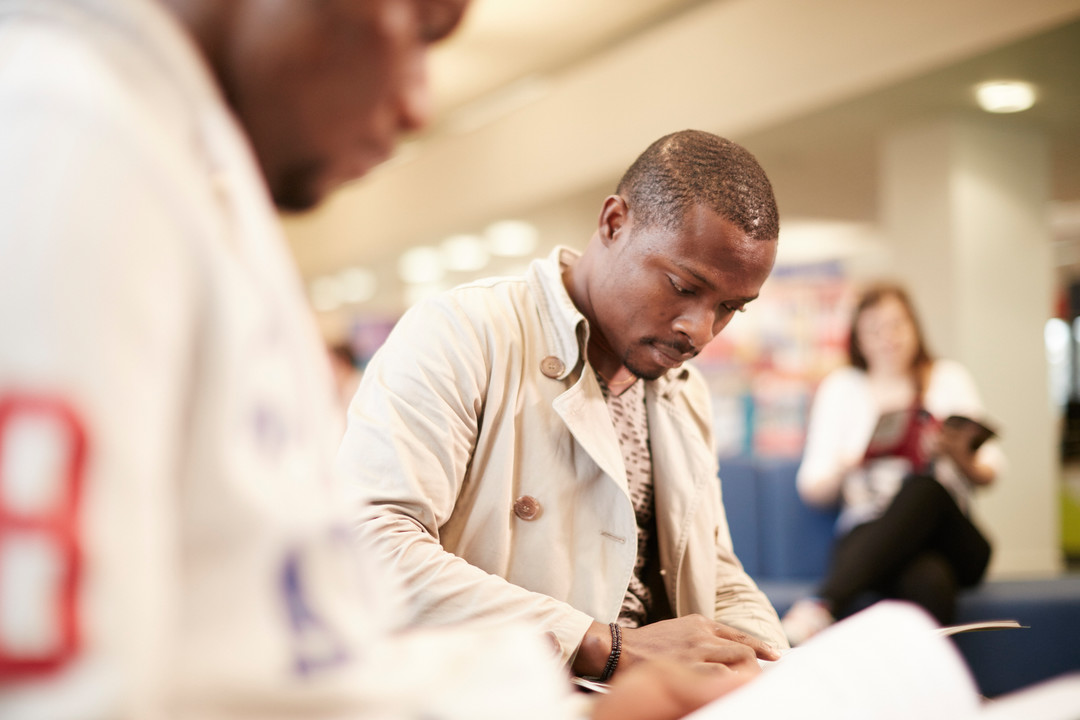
[0,0,578,718]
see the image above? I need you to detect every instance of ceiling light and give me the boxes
[486,220,539,257]
[398,246,445,284]
[310,276,343,313]
[441,234,489,272]
[337,267,377,304]
[974,80,1036,114]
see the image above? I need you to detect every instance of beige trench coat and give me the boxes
[338,248,786,663]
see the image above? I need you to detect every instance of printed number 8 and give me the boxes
[0,395,85,677]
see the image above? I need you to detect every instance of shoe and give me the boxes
[781,598,835,646]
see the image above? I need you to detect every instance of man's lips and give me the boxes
[651,342,696,367]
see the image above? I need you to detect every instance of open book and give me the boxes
[571,615,1030,697]
[685,602,1079,720]
[936,619,1025,636]
[864,408,998,470]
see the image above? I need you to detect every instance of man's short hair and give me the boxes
[616,129,779,241]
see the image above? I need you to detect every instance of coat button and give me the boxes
[540,356,565,378]
[513,495,542,521]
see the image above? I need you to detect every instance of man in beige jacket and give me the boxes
[339,130,788,681]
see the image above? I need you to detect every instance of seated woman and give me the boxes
[781,282,1005,645]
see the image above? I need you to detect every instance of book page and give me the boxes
[864,409,918,458]
[936,619,1024,636]
[570,676,611,694]
[978,674,1080,719]
[685,602,981,720]
[942,415,998,452]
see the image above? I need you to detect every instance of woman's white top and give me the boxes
[797,360,1006,534]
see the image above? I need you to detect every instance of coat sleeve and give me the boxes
[707,455,789,648]
[336,294,595,664]
[675,370,788,648]
[711,524,790,650]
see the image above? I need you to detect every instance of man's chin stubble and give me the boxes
[269,162,325,214]
[622,352,665,382]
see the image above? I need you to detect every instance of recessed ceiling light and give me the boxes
[486,220,538,257]
[398,246,444,284]
[337,267,377,304]
[441,234,489,272]
[310,276,343,313]
[974,80,1036,114]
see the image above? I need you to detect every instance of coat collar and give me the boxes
[526,247,585,380]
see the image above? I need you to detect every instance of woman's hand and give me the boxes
[935,422,995,486]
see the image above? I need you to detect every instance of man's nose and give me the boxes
[673,308,718,351]
[399,54,433,132]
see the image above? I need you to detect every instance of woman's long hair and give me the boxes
[848,282,935,396]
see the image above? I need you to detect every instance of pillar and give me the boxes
[880,117,1061,576]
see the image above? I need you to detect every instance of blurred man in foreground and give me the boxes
[0,0,746,717]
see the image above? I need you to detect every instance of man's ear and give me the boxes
[598,195,629,247]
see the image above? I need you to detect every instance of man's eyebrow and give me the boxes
[671,260,758,303]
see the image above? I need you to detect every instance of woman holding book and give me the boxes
[780,282,1005,646]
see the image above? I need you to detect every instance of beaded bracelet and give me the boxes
[599,622,622,682]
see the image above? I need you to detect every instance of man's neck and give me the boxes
[560,250,628,386]
[559,248,592,329]
[597,365,639,396]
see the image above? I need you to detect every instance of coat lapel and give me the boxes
[552,370,628,493]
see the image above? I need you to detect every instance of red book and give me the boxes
[864,407,939,471]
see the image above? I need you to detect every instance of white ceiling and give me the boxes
[283,0,1080,327]
[425,0,706,126]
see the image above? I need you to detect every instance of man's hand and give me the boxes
[590,658,752,720]
[572,615,780,678]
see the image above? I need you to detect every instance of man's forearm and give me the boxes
[355,507,595,662]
